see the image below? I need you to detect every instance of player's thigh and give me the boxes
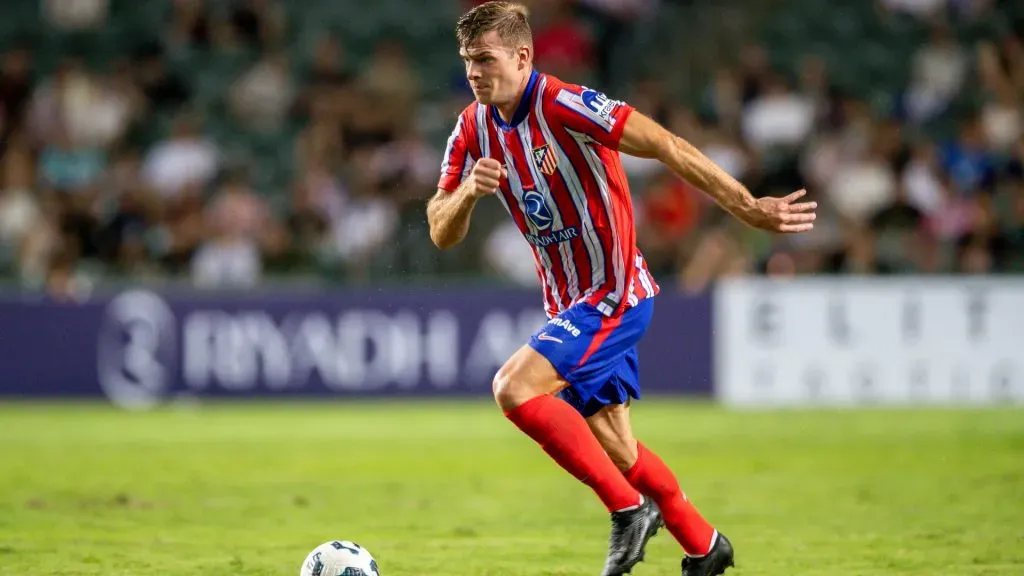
[586,401,638,471]
[495,302,603,410]
[492,344,570,410]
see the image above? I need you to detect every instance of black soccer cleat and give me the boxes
[599,497,663,576]
[681,532,735,576]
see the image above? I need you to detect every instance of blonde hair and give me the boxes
[455,1,532,50]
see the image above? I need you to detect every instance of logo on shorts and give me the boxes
[537,333,563,344]
[547,317,582,337]
[523,189,553,231]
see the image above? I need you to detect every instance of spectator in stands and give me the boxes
[619,78,673,183]
[532,0,596,85]
[699,122,753,184]
[574,0,659,90]
[482,221,539,287]
[995,174,1024,271]
[0,0,1018,292]
[0,46,34,154]
[827,130,899,226]
[141,113,219,199]
[326,148,398,280]
[701,67,744,136]
[38,124,106,195]
[902,142,945,217]
[359,39,420,128]
[0,134,46,278]
[230,51,296,131]
[957,232,996,273]
[286,168,341,267]
[43,0,108,31]
[941,115,996,195]
[977,41,1023,152]
[54,58,136,149]
[192,168,284,288]
[877,0,948,21]
[295,33,355,122]
[903,21,969,124]
[45,246,88,301]
[231,0,287,50]
[796,55,843,133]
[368,125,441,204]
[735,43,773,106]
[134,44,192,111]
[741,73,816,153]
[295,97,344,175]
[678,225,752,293]
[165,0,211,55]
[635,167,704,276]
[94,149,161,276]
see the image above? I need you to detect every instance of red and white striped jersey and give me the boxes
[438,70,660,318]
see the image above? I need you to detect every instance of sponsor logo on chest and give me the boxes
[524,227,579,247]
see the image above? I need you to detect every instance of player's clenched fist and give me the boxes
[466,158,505,197]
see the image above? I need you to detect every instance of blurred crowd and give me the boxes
[645,0,1024,293]
[0,0,1019,298]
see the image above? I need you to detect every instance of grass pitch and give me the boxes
[0,399,1022,575]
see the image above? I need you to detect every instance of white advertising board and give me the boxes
[714,277,1024,407]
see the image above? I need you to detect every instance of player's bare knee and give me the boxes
[492,367,529,412]
[494,346,564,412]
[491,369,511,409]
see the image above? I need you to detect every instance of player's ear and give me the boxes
[516,44,531,70]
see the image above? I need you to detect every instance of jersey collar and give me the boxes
[490,69,540,132]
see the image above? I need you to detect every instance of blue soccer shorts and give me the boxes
[528,297,655,417]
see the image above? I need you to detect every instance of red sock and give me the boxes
[505,395,642,512]
[624,442,716,556]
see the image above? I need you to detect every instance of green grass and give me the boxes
[1,399,1022,575]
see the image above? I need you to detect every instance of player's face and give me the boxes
[460,31,529,106]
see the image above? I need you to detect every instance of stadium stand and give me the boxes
[0,0,1019,300]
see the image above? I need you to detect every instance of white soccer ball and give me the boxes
[300,540,380,576]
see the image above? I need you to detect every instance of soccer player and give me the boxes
[426,2,817,575]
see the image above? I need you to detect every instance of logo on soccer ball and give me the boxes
[523,189,553,231]
[308,552,325,576]
[532,144,558,176]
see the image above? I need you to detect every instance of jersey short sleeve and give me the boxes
[438,113,474,192]
[550,82,634,150]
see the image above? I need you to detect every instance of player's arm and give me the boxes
[618,112,817,233]
[428,114,505,250]
[427,158,505,250]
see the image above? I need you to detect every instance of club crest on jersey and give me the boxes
[523,189,554,231]
[532,144,558,176]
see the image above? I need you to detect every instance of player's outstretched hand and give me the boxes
[749,189,817,233]
[467,158,506,198]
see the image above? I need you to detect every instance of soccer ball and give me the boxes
[300,540,380,576]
